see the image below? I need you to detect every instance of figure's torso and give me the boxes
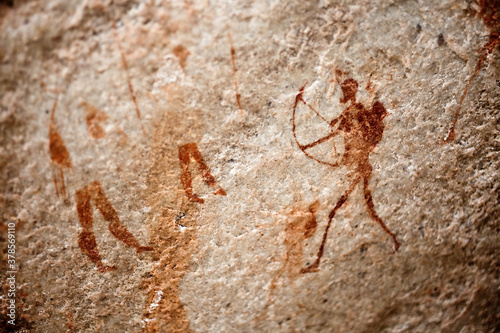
[339,103,385,167]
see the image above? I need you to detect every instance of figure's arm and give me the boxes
[299,115,343,150]
[329,115,342,128]
[300,129,339,150]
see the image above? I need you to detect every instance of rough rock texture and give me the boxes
[1,0,499,332]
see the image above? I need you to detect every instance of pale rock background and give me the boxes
[0,0,499,332]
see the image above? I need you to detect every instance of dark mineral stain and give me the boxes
[0,0,13,19]
[0,0,13,11]
[437,33,445,46]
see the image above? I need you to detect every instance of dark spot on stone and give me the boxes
[226,302,231,307]
[323,299,328,303]
[174,212,185,222]
[228,159,235,163]
[267,101,272,107]
[416,23,422,33]
[496,79,500,87]
[437,33,445,46]
[45,110,49,114]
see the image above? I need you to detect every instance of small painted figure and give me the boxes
[75,180,153,272]
[49,97,72,197]
[443,0,500,143]
[178,142,226,204]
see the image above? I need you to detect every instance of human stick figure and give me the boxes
[49,97,72,197]
[267,201,319,303]
[293,77,401,274]
[442,0,499,143]
[178,142,226,203]
[75,180,153,272]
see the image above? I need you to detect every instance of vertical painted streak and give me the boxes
[227,31,243,112]
[113,22,146,135]
[48,97,72,198]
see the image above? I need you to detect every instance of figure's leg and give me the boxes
[187,143,226,196]
[266,260,287,308]
[60,168,66,197]
[179,143,226,201]
[53,170,60,197]
[301,175,360,273]
[88,181,153,253]
[362,175,401,252]
[179,144,205,203]
[75,186,116,272]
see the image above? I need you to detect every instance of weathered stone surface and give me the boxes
[1,0,499,332]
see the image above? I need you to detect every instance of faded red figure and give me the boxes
[49,98,72,197]
[443,0,500,143]
[75,180,153,272]
[178,142,226,203]
[268,201,319,299]
[80,101,108,139]
[293,77,401,273]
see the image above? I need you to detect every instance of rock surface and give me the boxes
[0,0,499,332]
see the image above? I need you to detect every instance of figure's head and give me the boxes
[340,78,358,104]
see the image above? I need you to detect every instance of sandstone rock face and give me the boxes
[1,0,499,332]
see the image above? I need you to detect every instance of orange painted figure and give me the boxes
[268,201,319,301]
[178,143,226,204]
[293,78,401,273]
[80,101,108,139]
[75,180,153,272]
[49,98,72,197]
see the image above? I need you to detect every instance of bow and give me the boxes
[292,82,341,167]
